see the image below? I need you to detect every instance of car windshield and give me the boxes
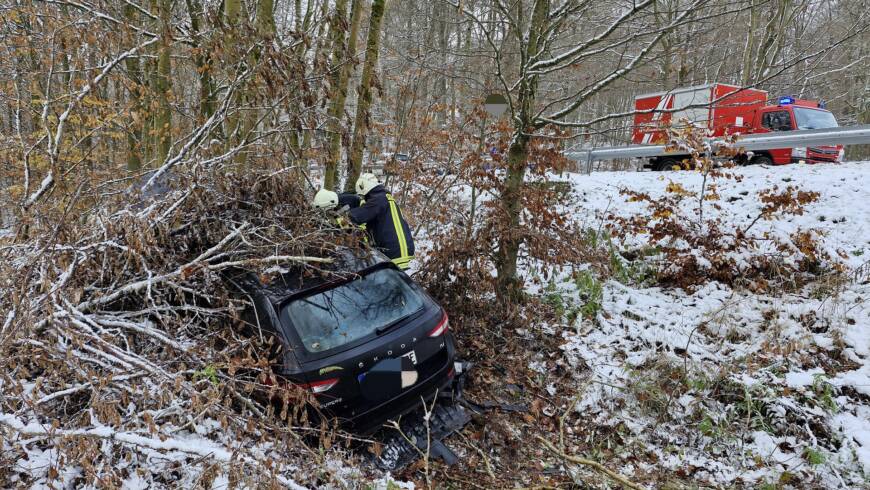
[793,107,838,130]
[283,268,424,353]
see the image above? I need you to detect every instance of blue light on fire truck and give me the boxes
[778,96,795,105]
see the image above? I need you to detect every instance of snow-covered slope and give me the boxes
[567,162,869,269]
[553,162,870,488]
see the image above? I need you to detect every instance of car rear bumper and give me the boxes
[342,333,457,435]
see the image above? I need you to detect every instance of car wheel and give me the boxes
[749,155,773,166]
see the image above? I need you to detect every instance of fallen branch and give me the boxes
[206,254,334,271]
[1,167,352,486]
[0,413,308,490]
[537,436,645,490]
[2,308,14,334]
[35,373,145,406]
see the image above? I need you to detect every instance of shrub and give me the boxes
[607,124,841,291]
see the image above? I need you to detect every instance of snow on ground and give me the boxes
[549,162,870,488]
[566,162,870,269]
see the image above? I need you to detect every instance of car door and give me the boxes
[759,109,794,163]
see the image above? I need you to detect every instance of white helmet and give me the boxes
[355,173,380,196]
[313,188,338,209]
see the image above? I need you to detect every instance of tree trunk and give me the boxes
[654,1,674,86]
[345,0,387,192]
[143,0,160,167]
[186,0,217,124]
[322,0,350,189]
[741,0,758,85]
[294,0,302,30]
[495,133,530,298]
[677,44,689,85]
[752,0,783,80]
[124,4,143,171]
[312,0,332,62]
[324,0,363,190]
[755,0,792,80]
[234,0,276,165]
[435,2,450,125]
[257,0,276,36]
[494,0,549,301]
[155,0,172,165]
[224,0,242,157]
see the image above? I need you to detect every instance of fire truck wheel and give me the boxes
[749,155,773,166]
[654,158,681,171]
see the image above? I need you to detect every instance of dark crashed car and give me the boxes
[224,250,457,435]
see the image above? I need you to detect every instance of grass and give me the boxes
[584,226,658,287]
[539,269,603,323]
[804,447,826,466]
[812,374,838,413]
[542,279,566,317]
[575,270,603,319]
[609,245,657,286]
[698,413,719,437]
[194,364,219,385]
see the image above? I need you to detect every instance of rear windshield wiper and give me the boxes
[376,321,401,335]
[375,307,421,335]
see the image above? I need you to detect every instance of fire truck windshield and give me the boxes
[793,107,838,130]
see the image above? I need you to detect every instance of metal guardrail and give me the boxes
[566,124,870,174]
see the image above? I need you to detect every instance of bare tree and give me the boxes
[452,0,707,298]
[324,0,364,189]
[346,0,387,191]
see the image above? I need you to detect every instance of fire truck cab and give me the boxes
[748,97,843,166]
[632,83,844,170]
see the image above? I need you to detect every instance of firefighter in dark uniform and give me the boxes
[313,173,415,270]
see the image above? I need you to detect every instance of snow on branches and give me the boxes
[0,168,354,488]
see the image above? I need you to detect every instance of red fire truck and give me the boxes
[632,83,844,170]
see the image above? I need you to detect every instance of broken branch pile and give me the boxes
[0,168,347,488]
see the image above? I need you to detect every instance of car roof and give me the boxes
[225,248,394,305]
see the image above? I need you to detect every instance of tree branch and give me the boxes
[537,436,645,490]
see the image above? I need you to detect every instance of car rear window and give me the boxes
[283,268,424,353]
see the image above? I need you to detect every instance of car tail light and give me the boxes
[298,378,339,394]
[428,313,449,337]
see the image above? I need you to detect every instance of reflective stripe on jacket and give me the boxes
[345,185,415,269]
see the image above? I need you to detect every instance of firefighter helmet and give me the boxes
[313,188,339,209]
[355,173,380,196]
